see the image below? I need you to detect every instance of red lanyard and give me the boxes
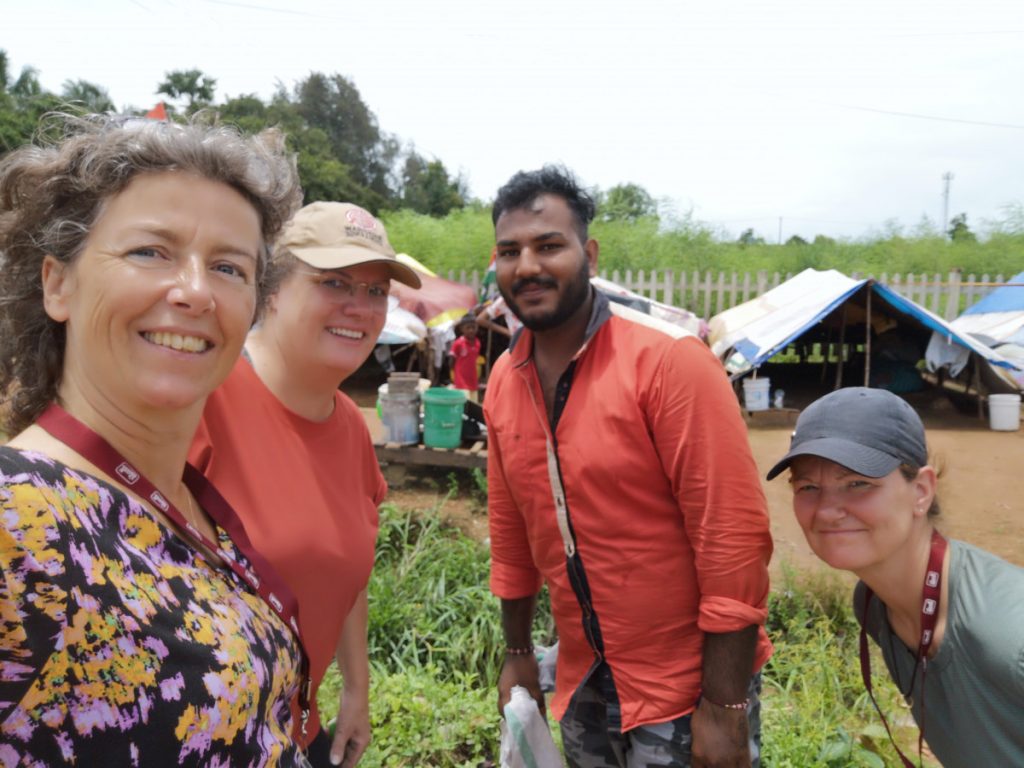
[860,528,947,768]
[37,404,312,733]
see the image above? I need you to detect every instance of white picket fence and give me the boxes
[444,269,1017,321]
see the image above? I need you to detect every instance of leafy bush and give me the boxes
[368,503,555,683]
[318,501,557,766]
[382,205,1024,281]
[320,665,497,768]
[761,567,936,767]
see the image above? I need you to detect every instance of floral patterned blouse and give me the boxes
[0,447,303,767]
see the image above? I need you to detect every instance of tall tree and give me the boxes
[292,72,392,200]
[0,50,62,152]
[948,213,977,242]
[599,183,657,221]
[9,65,42,98]
[61,79,115,113]
[738,228,765,246]
[0,51,9,95]
[157,69,217,113]
[401,150,466,217]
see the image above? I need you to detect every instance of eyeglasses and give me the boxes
[295,270,391,309]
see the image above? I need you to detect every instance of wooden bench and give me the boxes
[373,440,488,471]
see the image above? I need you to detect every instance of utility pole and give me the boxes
[778,217,783,245]
[942,172,954,236]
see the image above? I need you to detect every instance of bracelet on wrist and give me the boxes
[700,692,750,711]
[505,645,535,656]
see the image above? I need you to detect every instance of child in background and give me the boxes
[450,313,481,399]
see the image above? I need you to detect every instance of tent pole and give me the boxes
[834,305,847,390]
[820,326,832,384]
[975,355,984,421]
[864,287,873,387]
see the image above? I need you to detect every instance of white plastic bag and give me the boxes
[500,686,563,768]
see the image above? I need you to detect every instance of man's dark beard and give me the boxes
[500,258,591,332]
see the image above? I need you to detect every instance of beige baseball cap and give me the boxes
[276,201,422,288]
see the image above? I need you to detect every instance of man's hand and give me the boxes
[497,653,544,719]
[690,699,750,768]
[693,625,758,768]
[497,595,543,718]
[329,685,371,767]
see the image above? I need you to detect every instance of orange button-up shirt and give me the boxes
[485,296,773,730]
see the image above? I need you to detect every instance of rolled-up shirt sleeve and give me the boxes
[649,337,772,633]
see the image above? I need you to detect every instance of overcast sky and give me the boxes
[6,0,1024,241]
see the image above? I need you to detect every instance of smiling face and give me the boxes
[265,261,390,381]
[43,171,261,417]
[789,455,935,575]
[494,194,597,333]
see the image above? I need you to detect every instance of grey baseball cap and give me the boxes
[766,387,927,481]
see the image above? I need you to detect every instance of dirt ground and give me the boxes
[748,419,1024,575]
[362,399,1024,578]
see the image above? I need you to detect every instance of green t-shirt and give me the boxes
[855,539,1024,767]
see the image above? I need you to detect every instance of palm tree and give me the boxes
[61,79,116,113]
[156,69,216,113]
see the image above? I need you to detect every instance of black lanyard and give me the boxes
[860,528,947,768]
[37,403,312,734]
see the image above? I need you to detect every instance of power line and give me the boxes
[825,101,1024,131]
[201,0,331,17]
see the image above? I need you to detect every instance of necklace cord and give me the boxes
[859,529,947,768]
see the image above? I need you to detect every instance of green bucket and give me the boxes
[422,387,467,448]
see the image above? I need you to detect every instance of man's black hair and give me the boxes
[491,165,596,243]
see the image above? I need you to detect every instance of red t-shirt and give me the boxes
[450,335,481,391]
[190,358,385,744]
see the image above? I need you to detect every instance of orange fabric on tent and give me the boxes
[145,102,168,121]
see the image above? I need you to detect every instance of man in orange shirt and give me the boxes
[485,166,773,767]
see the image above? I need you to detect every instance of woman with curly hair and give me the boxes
[0,115,310,766]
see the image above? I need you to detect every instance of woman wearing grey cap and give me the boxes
[768,387,1024,767]
[190,202,422,767]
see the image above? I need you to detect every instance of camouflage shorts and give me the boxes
[559,667,762,768]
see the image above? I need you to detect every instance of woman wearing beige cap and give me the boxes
[190,202,421,767]
[768,387,1024,767]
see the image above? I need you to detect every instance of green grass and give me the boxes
[318,498,937,767]
[318,501,554,766]
[761,567,935,767]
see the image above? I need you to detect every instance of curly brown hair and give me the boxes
[0,113,302,435]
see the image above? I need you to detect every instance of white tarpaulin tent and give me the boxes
[591,276,705,338]
[377,296,427,345]
[709,268,1022,389]
[950,271,1024,347]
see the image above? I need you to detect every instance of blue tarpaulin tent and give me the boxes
[709,269,1022,390]
[951,271,1024,347]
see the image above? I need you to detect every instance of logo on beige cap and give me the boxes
[345,206,377,231]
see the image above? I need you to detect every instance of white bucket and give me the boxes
[988,393,1021,431]
[742,377,771,412]
[378,384,421,444]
